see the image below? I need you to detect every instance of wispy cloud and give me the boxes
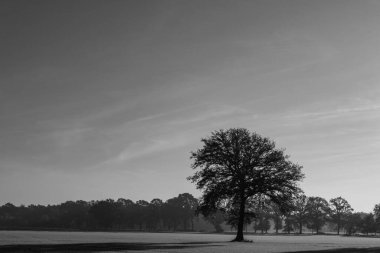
[283,104,380,121]
[113,137,189,163]
[90,104,252,168]
[166,104,250,126]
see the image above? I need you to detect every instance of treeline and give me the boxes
[230,195,380,235]
[1,193,380,235]
[0,193,198,231]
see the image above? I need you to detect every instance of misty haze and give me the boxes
[1,0,380,252]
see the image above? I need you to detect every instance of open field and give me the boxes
[1,231,380,252]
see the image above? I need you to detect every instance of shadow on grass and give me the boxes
[0,242,221,252]
[285,248,380,253]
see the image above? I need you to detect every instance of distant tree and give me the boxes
[176,193,198,231]
[344,213,363,235]
[116,198,135,228]
[292,194,308,234]
[204,210,226,233]
[253,198,272,234]
[283,213,296,234]
[254,212,271,234]
[0,193,204,232]
[188,128,304,241]
[305,196,330,234]
[135,200,149,230]
[270,203,284,234]
[59,201,89,229]
[0,203,17,227]
[329,197,353,235]
[146,198,163,231]
[89,199,117,229]
[374,204,380,234]
[361,213,376,235]
[164,197,183,231]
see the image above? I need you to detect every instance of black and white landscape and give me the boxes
[1,0,380,252]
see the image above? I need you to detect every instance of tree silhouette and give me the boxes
[292,194,308,234]
[283,213,296,233]
[305,196,330,234]
[176,193,198,231]
[374,204,380,234]
[203,210,226,232]
[329,197,353,235]
[188,128,304,241]
[89,199,117,229]
[251,196,272,234]
[135,200,149,230]
[362,213,376,235]
[270,202,284,234]
[344,212,363,235]
[116,198,135,229]
[254,210,271,234]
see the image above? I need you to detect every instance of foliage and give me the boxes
[164,193,198,231]
[329,197,353,235]
[291,194,309,234]
[283,214,296,233]
[89,199,118,229]
[361,213,376,235]
[203,210,226,232]
[305,196,330,234]
[374,204,380,233]
[269,202,284,233]
[188,128,304,241]
[252,196,272,234]
[344,213,364,235]
[254,210,271,234]
[0,193,198,232]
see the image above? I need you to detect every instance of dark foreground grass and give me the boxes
[2,243,380,253]
[0,242,220,252]
[285,248,380,253]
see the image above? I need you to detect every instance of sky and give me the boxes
[0,0,379,212]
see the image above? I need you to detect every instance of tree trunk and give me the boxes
[337,221,340,235]
[275,217,279,234]
[233,199,246,241]
[299,222,302,234]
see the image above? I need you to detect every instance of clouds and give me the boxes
[0,0,380,210]
[111,137,190,164]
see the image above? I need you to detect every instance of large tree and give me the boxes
[329,197,353,235]
[188,128,304,241]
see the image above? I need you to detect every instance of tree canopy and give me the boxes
[292,194,309,234]
[188,128,304,241]
[305,196,330,234]
[329,197,353,234]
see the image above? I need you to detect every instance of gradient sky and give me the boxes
[1,0,379,212]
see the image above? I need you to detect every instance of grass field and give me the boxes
[1,231,380,252]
